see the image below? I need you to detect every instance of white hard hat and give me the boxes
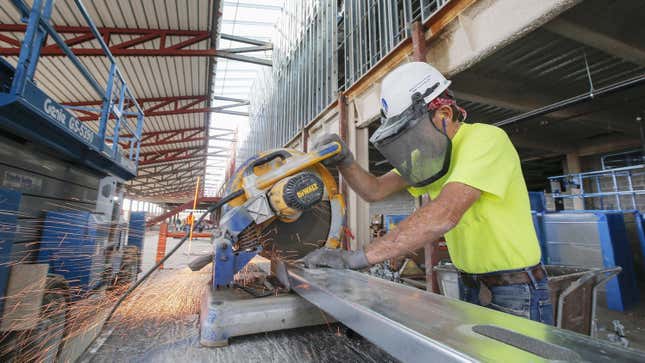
[380,62,451,118]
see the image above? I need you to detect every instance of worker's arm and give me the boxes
[302,182,480,269]
[364,182,480,264]
[313,133,407,202]
[339,165,408,202]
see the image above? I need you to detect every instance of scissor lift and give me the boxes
[0,0,144,180]
[0,1,145,361]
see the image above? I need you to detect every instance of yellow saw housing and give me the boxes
[222,146,346,256]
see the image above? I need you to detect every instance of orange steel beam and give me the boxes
[146,196,220,226]
[156,222,169,269]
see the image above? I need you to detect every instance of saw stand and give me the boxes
[199,240,331,347]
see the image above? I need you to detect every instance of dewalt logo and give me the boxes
[297,183,319,198]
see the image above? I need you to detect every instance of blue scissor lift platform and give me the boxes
[0,0,144,180]
[0,1,145,361]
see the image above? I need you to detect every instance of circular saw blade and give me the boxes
[236,201,332,261]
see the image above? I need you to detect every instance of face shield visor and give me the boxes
[369,93,451,187]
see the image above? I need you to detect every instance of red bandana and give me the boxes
[427,97,468,121]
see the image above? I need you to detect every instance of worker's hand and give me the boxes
[302,248,369,270]
[312,133,354,168]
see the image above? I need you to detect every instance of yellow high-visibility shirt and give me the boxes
[402,123,541,274]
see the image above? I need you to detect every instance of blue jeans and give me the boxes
[458,266,554,325]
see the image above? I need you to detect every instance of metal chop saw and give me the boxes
[190,141,346,347]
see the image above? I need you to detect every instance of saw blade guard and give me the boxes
[219,147,346,259]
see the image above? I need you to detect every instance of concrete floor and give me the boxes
[82,230,395,362]
[81,230,645,361]
[139,229,213,271]
[595,292,645,351]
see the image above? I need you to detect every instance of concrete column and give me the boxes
[566,152,581,173]
[426,0,581,77]
[565,152,585,210]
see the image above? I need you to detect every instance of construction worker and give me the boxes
[304,62,553,325]
[185,212,194,232]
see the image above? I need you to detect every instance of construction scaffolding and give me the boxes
[340,0,450,90]
[246,0,337,160]
[244,0,451,160]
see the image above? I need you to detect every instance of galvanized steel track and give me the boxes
[285,265,645,363]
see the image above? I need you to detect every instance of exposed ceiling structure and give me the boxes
[0,0,216,204]
[0,0,283,204]
[452,0,645,189]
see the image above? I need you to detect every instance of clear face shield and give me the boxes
[369,93,451,187]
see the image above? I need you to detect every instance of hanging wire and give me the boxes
[582,50,595,98]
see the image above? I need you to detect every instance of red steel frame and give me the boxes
[0,25,215,57]
[63,95,247,121]
[138,148,205,165]
[146,196,220,226]
[137,159,205,175]
[123,125,234,149]
[0,24,250,198]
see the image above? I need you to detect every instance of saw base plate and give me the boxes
[199,287,332,347]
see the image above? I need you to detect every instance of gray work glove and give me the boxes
[312,133,354,167]
[302,248,369,270]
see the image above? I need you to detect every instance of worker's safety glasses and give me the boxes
[369,94,451,187]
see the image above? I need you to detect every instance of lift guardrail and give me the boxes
[548,165,644,210]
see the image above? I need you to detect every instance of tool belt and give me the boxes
[459,264,546,288]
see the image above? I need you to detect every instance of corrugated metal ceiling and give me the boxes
[0,0,215,201]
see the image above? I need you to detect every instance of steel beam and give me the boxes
[137,158,204,172]
[286,266,645,363]
[213,95,250,103]
[219,45,273,54]
[222,2,282,11]
[137,157,206,168]
[0,24,212,56]
[138,150,227,165]
[452,73,628,133]
[138,153,205,166]
[139,136,205,148]
[544,18,645,67]
[138,146,203,159]
[128,180,196,194]
[214,51,272,66]
[131,174,200,186]
[133,180,200,195]
[134,167,205,180]
[66,95,249,121]
[146,196,220,226]
[139,126,203,139]
[128,182,195,194]
[133,170,202,185]
[220,33,271,46]
[65,96,213,107]
[0,24,271,66]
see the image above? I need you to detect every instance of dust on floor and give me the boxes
[82,268,396,363]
